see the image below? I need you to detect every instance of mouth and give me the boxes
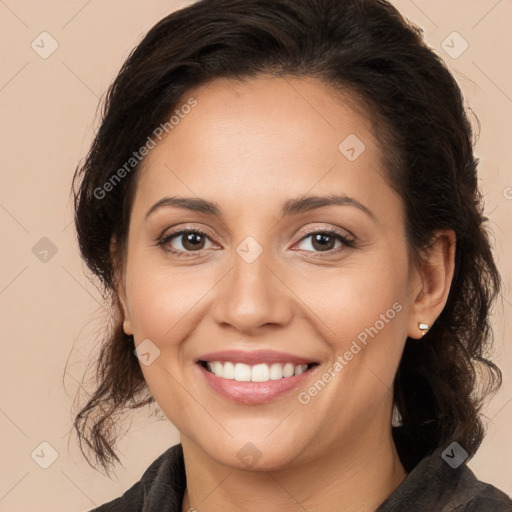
[198,360,319,382]
[194,350,321,404]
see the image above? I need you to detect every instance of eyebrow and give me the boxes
[144,194,376,221]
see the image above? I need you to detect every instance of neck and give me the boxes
[180,427,407,512]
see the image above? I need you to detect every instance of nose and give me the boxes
[211,248,293,335]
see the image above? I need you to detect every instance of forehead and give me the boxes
[133,75,398,221]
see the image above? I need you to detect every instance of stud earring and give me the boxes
[392,403,403,427]
[418,322,430,337]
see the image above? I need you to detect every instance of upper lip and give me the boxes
[196,349,318,366]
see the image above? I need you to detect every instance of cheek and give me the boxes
[302,256,408,338]
[124,253,216,345]
[298,248,410,385]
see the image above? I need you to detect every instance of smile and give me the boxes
[195,349,320,404]
[200,360,317,382]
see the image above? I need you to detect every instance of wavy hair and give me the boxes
[71,0,502,475]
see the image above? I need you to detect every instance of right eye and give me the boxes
[159,229,216,256]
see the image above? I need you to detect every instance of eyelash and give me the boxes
[157,227,356,258]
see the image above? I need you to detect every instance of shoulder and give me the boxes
[88,443,186,512]
[440,458,512,511]
[377,445,512,511]
[456,480,512,512]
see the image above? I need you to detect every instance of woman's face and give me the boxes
[119,76,420,470]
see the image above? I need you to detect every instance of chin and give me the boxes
[199,433,312,472]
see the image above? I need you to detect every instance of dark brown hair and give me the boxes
[71,0,502,475]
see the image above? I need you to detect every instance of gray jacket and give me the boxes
[90,443,512,511]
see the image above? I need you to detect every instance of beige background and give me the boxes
[0,0,511,510]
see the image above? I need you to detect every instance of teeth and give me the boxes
[213,361,224,377]
[251,363,269,382]
[269,363,282,380]
[234,362,251,381]
[283,363,295,378]
[222,361,235,379]
[205,361,309,381]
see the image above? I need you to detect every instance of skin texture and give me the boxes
[116,76,455,512]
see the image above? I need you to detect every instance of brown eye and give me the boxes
[160,229,214,254]
[296,228,355,254]
[179,232,206,251]
[310,232,337,251]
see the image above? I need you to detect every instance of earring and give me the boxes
[418,322,430,337]
[392,403,403,427]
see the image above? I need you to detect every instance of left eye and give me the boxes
[296,229,354,253]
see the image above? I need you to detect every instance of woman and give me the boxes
[72,0,512,510]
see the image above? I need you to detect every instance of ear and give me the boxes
[407,229,456,339]
[110,236,133,336]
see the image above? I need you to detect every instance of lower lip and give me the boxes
[197,363,317,404]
